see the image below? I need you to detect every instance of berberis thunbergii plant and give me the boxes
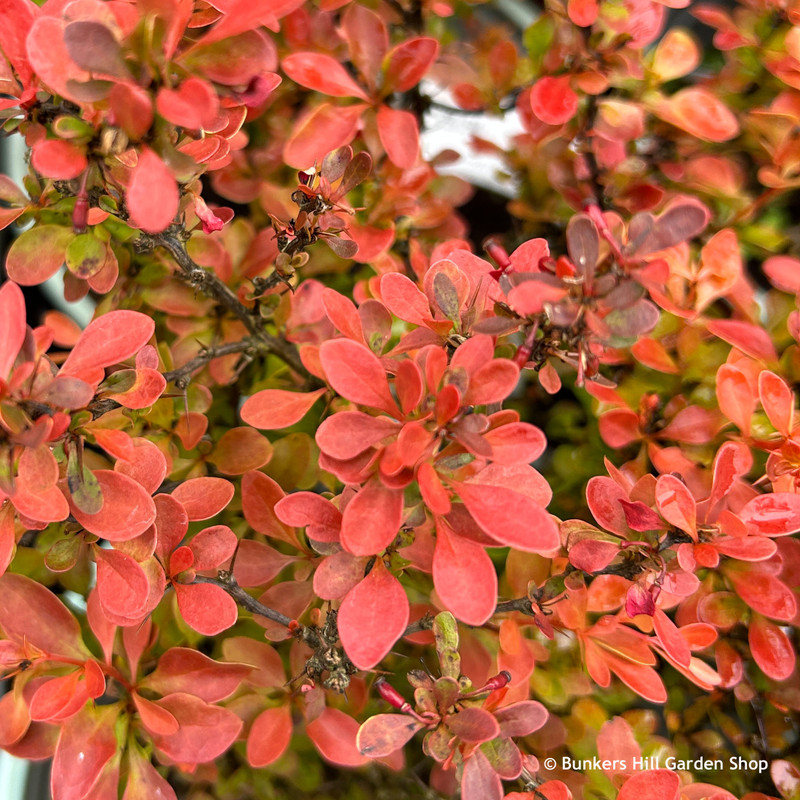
[0,0,799,798]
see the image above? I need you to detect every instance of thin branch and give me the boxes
[162,339,261,387]
[149,231,317,383]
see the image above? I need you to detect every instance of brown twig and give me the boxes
[162,339,261,387]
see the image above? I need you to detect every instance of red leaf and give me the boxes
[124,739,178,800]
[133,693,180,736]
[241,471,297,545]
[569,539,619,572]
[95,547,150,619]
[283,102,367,169]
[241,387,326,429]
[51,705,118,800]
[377,105,419,168]
[320,338,399,415]
[171,477,234,520]
[749,615,795,681]
[29,671,87,722]
[181,30,277,85]
[313,550,367,600]
[283,52,369,99]
[31,139,87,181]
[150,693,242,764]
[529,76,578,125]
[338,559,409,670]
[707,319,777,363]
[568,0,598,25]
[234,539,296,587]
[453,480,560,553]
[726,565,797,621]
[598,408,641,448]
[759,370,793,436]
[322,288,363,340]
[764,255,800,293]
[653,608,691,667]
[141,647,252,702]
[174,582,238,635]
[739,492,800,536]
[380,272,432,325]
[433,520,497,625]
[0,281,25,381]
[383,37,439,93]
[340,481,404,556]
[60,310,155,384]
[275,491,342,541]
[716,363,754,434]
[189,525,237,570]
[357,713,424,757]
[483,422,546,464]
[70,470,156,540]
[127,147,179,234]
[461,749,503,800]
[156,77,219,130]
[0,573,90,659]
[618,499,662,532]
[617,769,680,800]
[115,438,167,495]
[446,707,500,743]
[307,707,369,767]
[316,411,400,460]
[464,360,520,406]
[669,87,739,142]
[247,704,293,767]
[655,474,696,538]
[341,4,388,92]
[493,701,548,737]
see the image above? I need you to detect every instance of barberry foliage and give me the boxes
[0,0,799,799]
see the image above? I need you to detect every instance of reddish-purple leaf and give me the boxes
[357,713,425,757]
[340,481,403,556]
[494,701,548,737]
[446,707,500,743]
[241,388,326,429]
[338,559,409,670]
[461,749,503,800]
[433,519,497,625]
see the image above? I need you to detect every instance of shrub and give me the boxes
[0,1,799,799]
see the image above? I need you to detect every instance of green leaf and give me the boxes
[433,611,461,679]
[66,233,107,279]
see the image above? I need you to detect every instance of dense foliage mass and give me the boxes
[0,0,799,798]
